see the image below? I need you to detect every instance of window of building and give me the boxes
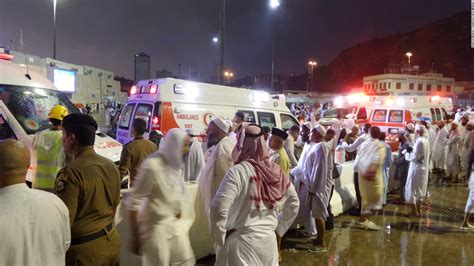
[418,84,423,91]
[427,84,432,91]
[396,83,401,89]
[446,85,451,92]
[383,83,387,90]
[437,85,442,92]
[409,83,414,90]
[388,82,391,89]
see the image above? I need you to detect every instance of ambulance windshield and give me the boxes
[0,84,79,135]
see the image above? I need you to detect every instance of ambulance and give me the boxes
[0,53,123,183]
[368,95,453,136]
[320,93,373,126]
[116,78,299,144]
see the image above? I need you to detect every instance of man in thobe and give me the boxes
[404,124,431,217]
[290,129,317,237]
[269,127,291,176]
[460,116,470,179]
[463,123,474,180]
[128,129,195,265]
[210,124,299,266]
[356,126,385,230]
[343,123,372,215]
[432,121,449,174]
[446,122,462,182]
[378,132,393,205]
[295,122,311,159]
[284,125,300,167]
[406,123,416,147]
[184,128,205,181]
[461,149,474,230]
[305,125,333,252]
[0,140,70,266]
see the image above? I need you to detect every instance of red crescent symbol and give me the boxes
[203,113,215,126]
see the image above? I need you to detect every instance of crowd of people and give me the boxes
[1,104,474,265]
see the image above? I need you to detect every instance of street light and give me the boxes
[269,0,280,91]
[212,37,219,44]
[308,61,317,93]
[224,71,234,85]
[53,0,57,59]
[406,52,413,70]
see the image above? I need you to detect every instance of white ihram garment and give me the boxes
[345,133,370,173]
[210,162,299,266]
[290,143,316,235]
[446,133,462,177]
[432,127,448,169]
[128,157,195,266]
[0,184,70,266]
[184,137,205,182]
[305,141,332,220]
[405,136,430,204]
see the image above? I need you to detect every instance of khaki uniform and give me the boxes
[55,147,121,266]
[119,137,157,187]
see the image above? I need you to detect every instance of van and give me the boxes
[116,78,299,144]
[0,54,122,183]
[320,94,373,127]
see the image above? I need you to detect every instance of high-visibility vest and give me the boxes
[32,130,65,191]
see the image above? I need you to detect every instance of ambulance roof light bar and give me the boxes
[0,53,14,61]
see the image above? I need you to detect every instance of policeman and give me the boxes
[32,105,68,191]
[119,118,157,187]
[54,113,121,265]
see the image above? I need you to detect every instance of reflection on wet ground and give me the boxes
[197,184,474,265]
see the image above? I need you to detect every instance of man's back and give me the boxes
[0,184,70,266]
[119,138,157,186]
[33,129,65,190]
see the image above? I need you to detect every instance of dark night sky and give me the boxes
[0,0,468,80]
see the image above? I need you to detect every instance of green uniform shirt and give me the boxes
[119,137,157,187]
[55,147,121,238]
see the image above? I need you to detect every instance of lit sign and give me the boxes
[54,68,76,92]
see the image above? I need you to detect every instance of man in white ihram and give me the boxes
[404,124,431,217]
[0,139,70,266]
[184,128,205,182]
[210,124,299,266]
[432,121,448,174]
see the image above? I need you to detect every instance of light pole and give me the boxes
[269,0,280,91]
[53,0,57,59]
[218,0,226,85]
[406,52,413,70]
[224,71,234,85]
[212,37,219,83]
[308,61,317,93]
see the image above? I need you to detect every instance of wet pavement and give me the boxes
[198,182,474,265]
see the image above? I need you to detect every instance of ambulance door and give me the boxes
[356,107,368,124]
[387,109,404,135]
[280,113,299,131]
[434,108,442,122]
[441,108,449,122]
[430,108,436,122]
[133,103,154,139]
[116,103,136,144]
[371,109,388,132]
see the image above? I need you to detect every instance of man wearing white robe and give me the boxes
[184,129,205,182]
[210,124,299,266]
[404,125,431,217]
[463,123,474,179]
[128,129,195,265]
[284,125,300,167]
[446,122,462,182]
[459,116,471,178]
[343,123,372,215]
[432,121,449,173]
[0,140,70,266]
[305,125,333,252]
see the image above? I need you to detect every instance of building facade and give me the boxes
[134,52,150,82]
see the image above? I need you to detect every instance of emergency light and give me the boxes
[0,53,14,61]
[130,85,137,95]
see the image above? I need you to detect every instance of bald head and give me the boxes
[0,139,30,187]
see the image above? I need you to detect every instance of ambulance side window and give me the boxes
[134,104,153,131]
[430,108,436,121]
[388,110,403,123]
[280,113,299,131]
[441,108,448,121]
[372,109,387,122]
[357,107,367,120]
[257,112,276,129]
[118,104,135,129]
[238,110,256,123]
[435,108,442,121]
[0,115,16,140]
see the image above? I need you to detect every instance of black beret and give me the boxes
[62,113,98,131]
[271,127,288,140]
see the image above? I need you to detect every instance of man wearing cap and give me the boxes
[54,113,121,265]
[432,121,449,174]
[269,128,291,176]
[295,122,311,159]
[304,125,332,252]
[184,128,205,182]
[406,123,416,147]
[149,130,164,149]
[119,118,157,187]
[404,124,430,217]
[32,104,68,192]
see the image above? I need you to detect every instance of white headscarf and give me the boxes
[158,128,187,170]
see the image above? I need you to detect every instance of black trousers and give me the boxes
[326,184,335,229]
[354,172,361,211]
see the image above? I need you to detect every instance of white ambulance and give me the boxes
[0,53,122,183]
[116,78,299,144]
[368,95,453,136]
[320,93,373,126]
